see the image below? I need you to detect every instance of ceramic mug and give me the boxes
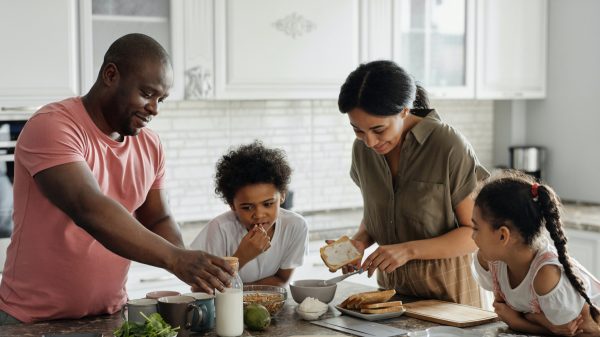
[183,292,216,332]
[121,298,158,325]
[146,290,181,300]
[157,295,201,337]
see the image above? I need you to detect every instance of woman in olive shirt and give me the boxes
[338,60,488,306]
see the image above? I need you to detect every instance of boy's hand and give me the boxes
[235,226,271,265]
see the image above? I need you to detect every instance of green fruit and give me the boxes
[244,303,271,331]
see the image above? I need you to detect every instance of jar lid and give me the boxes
[223,256,239,271]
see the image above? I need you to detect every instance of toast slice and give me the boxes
[350,289,396,309]
[320,236,363,272]
[360,300,403,309]
[360,305,404,314]
[339,289,397,309]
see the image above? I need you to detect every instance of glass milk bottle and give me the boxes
[216,256,243,336]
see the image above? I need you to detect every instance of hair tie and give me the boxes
[531,183,540,201]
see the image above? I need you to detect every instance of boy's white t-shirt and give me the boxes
[189,208,309,283]
[472,240,600,325]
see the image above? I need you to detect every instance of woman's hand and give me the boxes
[325,238,367,274]
[361,243,414,277]
[525,312,583,336]
[234,225,271,268]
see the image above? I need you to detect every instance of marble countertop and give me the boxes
[0,282,538,337]
[561,202,600,233]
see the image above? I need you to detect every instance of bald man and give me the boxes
[0,33,232,324]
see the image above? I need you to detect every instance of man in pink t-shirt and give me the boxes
[0,34,233,324]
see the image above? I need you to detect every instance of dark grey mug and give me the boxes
[121,298,158,325]
[157,295,200,337]
[183,292,216,332]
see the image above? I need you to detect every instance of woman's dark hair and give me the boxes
[214,140,292,205]
[475,170,599,322]
[338,60,429,116]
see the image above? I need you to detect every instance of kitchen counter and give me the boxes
[0,281,537,337]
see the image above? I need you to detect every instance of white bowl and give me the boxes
[296,306,328,321]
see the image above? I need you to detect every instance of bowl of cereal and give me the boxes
[243,285,287,316]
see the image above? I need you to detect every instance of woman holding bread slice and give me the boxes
[335,60,489,306]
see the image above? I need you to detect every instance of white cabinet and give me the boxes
[565,228,600,279]
[0,0,80,109]
[476,0,547,99]
[391,0,476,99]
[79,0,185,100]
[183,0,547,100]
[187,0,363,100]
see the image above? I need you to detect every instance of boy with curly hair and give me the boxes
[190,141,308,286]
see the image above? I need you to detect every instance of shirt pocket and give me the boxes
[401,180,447,238]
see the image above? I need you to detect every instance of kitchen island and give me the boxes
[1,281,539,337]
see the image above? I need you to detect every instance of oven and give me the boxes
[1,119,26,273]
[0,119,27,239]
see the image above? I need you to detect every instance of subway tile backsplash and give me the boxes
[152,99,493,223]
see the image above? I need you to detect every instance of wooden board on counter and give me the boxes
[403,299,498,327]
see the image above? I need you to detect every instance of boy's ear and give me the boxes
[229,203,236,211]
[279,192,286,205]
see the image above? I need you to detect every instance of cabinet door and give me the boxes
[213,0,361,99]
[0,0,79,109]
[476,0,547,99]
[80,0,184,100]
[392,0,476,99]
[565,228,600,278]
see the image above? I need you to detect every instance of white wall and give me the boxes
[524,0,600,203]
[152,99,493,223]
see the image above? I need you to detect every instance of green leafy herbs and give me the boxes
[114,312,179,337]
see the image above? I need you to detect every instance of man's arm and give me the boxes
[135,188,184,249]
[35,161,232,293]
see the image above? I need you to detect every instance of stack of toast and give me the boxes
[338,289,404,314]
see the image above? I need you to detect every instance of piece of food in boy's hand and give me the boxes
[320,236,363,272]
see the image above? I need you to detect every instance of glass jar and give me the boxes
[215,256,243,336]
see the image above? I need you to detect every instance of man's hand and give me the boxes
[525,312,583,336]
[361,243,413,277]
[325,238,366,274]
[171,249,233,294]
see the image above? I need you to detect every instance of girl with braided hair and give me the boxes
[471,170,600,336]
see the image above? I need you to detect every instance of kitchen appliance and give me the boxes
[0,119,27,273]
[509,145,545,181]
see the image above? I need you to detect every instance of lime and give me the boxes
[244,303,271,331]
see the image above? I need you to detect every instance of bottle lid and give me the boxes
[223,256,239,272]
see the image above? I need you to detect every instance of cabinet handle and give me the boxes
[140,275,176,283]
[1,106,40,112]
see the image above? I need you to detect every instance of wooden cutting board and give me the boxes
[403,299,498,327]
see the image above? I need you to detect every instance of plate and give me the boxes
[407,326,481,337]
[335,305,405,321]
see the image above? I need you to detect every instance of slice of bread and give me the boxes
[339,289,397,309]
[360,305,404,314]
[360,300,403,309]
[320,236,363,272]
